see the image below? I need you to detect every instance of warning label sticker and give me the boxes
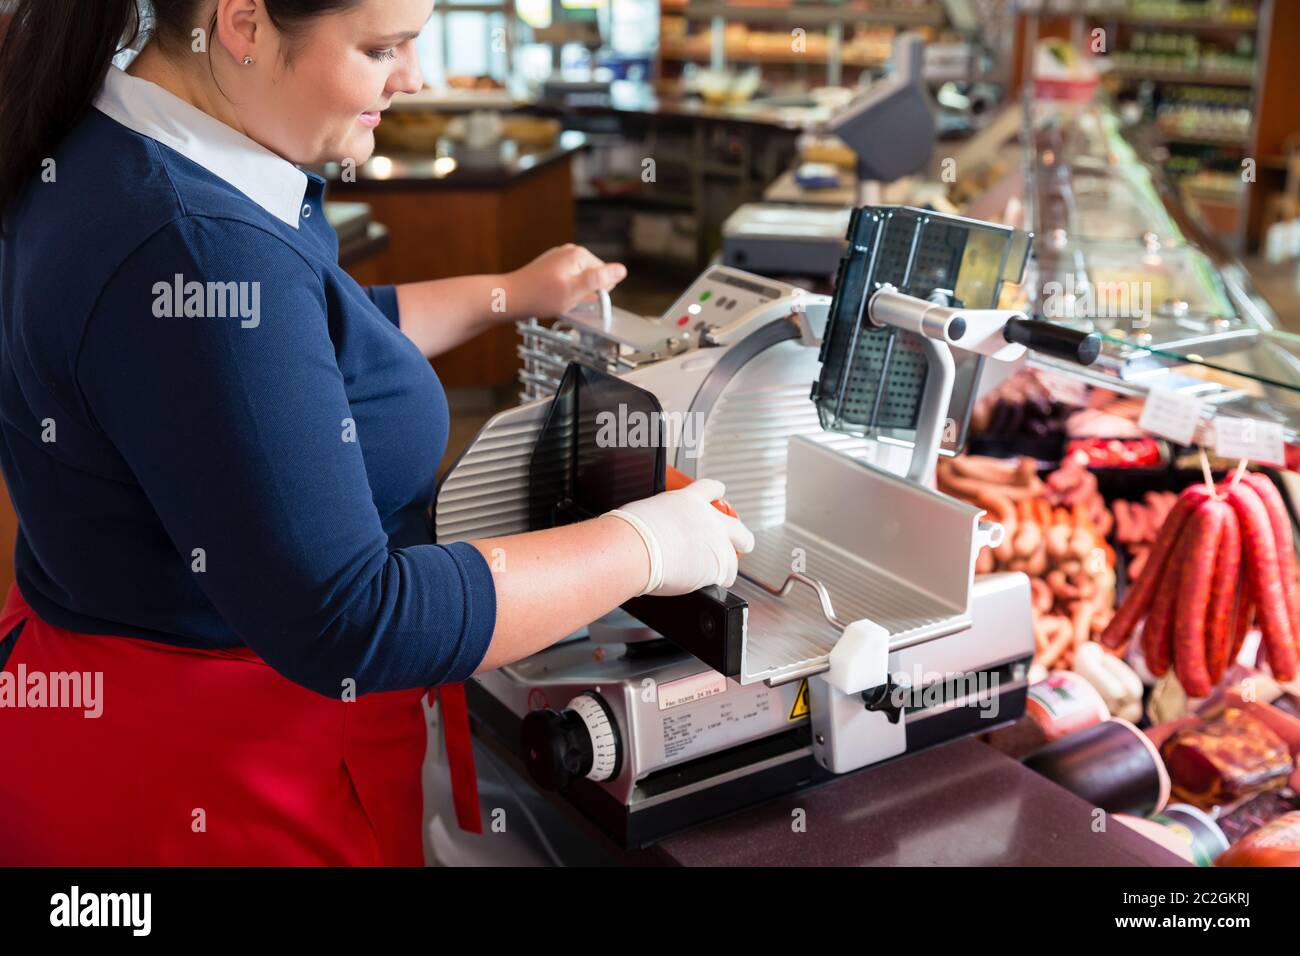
[788,679,810,721]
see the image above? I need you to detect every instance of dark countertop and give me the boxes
[465,677,1190,866]
[318,131,586,191]
[529,80,834,130]
[381,81,835,131]
[643,737,1189,866]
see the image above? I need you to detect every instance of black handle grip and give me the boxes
[1004,318,1101,366]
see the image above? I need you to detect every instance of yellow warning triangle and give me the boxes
[788,678,810,720]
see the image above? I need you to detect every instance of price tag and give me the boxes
[1138,388,1206,445]
[1213,417,1285,466]
[1037,370,1088,407]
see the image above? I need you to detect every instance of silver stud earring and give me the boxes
[242,56,254,65]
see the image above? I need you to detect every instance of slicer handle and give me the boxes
[597,288,612,328]
[1003,318,1101,366]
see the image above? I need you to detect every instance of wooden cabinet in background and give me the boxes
[329,150,578,389]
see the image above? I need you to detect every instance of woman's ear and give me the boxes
[212,0,264,66]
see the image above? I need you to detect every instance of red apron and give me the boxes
[0,583,481,866]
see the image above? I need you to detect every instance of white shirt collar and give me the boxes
[94,65,309,230]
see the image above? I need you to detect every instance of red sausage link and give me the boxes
[1227,539,1255,672]
[1101,484,1211,650]
[1243,473,1299,638]
[1174,500,1228,697]
[1205,505,1242,685]
[1144,533,1184,678]
[1226,482,1298,682]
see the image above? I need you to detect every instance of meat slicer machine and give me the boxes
[432,206,1100,851]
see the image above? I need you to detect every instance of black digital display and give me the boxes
[709,270,781,300]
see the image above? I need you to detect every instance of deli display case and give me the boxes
[1017,97,1300,443]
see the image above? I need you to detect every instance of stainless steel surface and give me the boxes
[906,333,954,486]
[445,262,1031,834]
[680,335,884,531]
[514,267,813,403]
[733,436,985,686]
[436,400,546,542]
[516,318,626,403]
[466,570,1032,817]
[748,571,849,630]
[475,642,805,806]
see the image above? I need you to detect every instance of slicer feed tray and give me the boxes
[731,435,985,686]
[736,525,972,686]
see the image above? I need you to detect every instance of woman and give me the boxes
[0,0,752,865]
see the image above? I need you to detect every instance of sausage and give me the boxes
[972,488,1016,527]
[1173,499,1228,697]
[939,469,1041,502]
[1100,484,1212,649]
[1114,499,1135,544]
[1142,529,1184,678]
[1205,505,1242,686]
[948,455,1022,484]
[1014,499,1042,558]
[1092,501,1114,538]
[1128,545,1149,583]
[1071,599,1095,648]
[1030,576,1054,613]
[1036,498,1055,531]
[1225,482,1298,682]
[1046,522,1072,562]
[1243,473,1298,637]
[1091,609,1114,636]
[1229,584,1254,671]
[1047,568,1080,602]
[1038,616,1075,668]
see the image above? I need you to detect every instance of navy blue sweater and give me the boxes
[0,93,496,696]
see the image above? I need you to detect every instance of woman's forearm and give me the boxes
[392,245,626,360]
[467,515,650,673]
[394,274,522,358]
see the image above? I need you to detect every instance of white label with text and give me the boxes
[1138,388,1205,445]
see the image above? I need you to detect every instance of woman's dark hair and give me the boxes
[0,0,357,232]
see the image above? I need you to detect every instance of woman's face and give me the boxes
[227,0,431,164]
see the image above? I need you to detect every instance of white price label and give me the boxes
[657,670,728,710]
[1213,417,1285,466]
[1138,388,1205,445]
[1038,370,1088,407]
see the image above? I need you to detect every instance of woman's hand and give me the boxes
[469,480,755,673]
[607,480,755,597]
[505,244,627,320]
[391,245,626,358]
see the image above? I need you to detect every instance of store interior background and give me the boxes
[0,0,1297,592]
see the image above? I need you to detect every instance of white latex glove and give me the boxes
[607,479,755,597]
